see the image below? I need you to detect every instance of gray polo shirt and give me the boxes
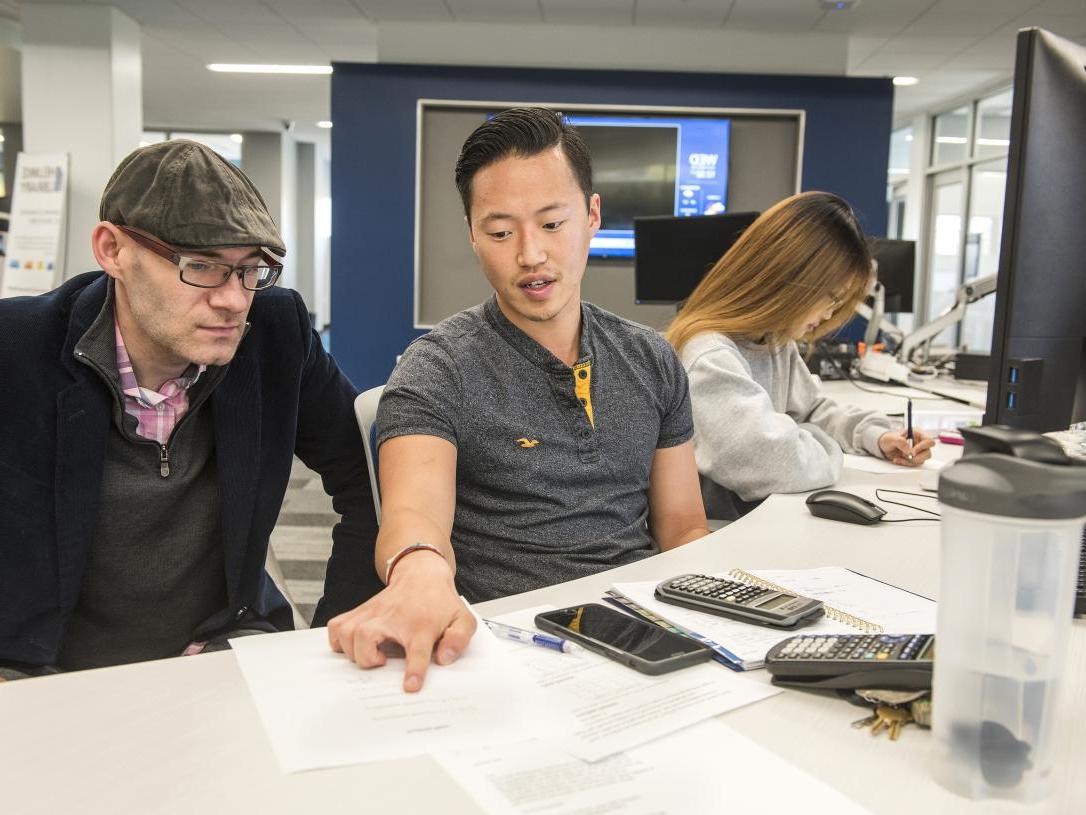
[377,296,693,602]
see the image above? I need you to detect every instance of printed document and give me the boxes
[489,606,778,762]
[230,621,552,773]
[433,717,870,814]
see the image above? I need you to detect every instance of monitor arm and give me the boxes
[855,282,905,349]
[897,274,997,363]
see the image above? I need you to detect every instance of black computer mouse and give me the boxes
[805,490,887,525]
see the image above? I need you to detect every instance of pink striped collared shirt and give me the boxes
[115,320,206,445]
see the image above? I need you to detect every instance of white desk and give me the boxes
[819,378,985,431]
[905,376,989,410]
[2,394,1082,814]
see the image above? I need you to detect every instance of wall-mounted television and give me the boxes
[566,114,731,258]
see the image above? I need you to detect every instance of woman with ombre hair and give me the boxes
[666,191,934,521]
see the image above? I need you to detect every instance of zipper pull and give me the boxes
[159,445,170,478]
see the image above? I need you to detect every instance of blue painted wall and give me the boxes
[331,63,893,390]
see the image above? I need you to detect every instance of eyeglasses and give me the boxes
[117,225,283,291]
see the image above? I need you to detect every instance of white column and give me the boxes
[20,4,142,280]
[902,114,930,243]
[241,131,298,292]
[904,113,931,328]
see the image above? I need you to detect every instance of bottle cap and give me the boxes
[939,453,1086,520]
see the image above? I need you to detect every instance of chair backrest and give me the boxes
[353,385,384,524]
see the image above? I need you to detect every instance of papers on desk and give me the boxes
[231,604,778,773]
[229,623,553,773]
[433,718,870,815]
[843,453,946,474]
[231,602,865,812]
[612,567,937,670]
[491,606,779,762]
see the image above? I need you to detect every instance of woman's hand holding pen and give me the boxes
[878,428,935,467]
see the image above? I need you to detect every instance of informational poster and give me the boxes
[1,152,68,299]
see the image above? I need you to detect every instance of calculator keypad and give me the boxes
[669,574,771,607]
[776,634,931,662]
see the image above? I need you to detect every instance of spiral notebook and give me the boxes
[608,567,937,670]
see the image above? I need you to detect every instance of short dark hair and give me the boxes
[454,107,593,217]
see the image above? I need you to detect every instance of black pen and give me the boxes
[906,398,914,460]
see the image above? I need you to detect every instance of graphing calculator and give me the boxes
[654,574,825,629]
[765,633,935,690]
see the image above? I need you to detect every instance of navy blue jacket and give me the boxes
[0,273,381,668]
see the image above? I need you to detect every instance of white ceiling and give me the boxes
[2,0,1085,142]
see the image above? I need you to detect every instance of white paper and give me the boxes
[843,453,945,474]
[230,619,553,773]
[434,717,870,815]
[613,567,936,669]
[752,567,937,634]
[489,606,778,762]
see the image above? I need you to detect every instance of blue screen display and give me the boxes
[566,115,731,258]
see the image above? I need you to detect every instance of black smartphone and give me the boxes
[534,603,713,675]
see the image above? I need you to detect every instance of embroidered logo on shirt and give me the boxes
[515,438,541,448]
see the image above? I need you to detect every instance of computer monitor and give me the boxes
[633,211,759,305]
[985,28,1086,432]
[868,238,915,313]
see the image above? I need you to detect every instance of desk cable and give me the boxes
[874,488,942,522]
[814,340,944,400]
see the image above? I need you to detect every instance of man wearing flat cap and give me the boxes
[0,140,380,680]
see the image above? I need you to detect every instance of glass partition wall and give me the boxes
[906,88,1012,354]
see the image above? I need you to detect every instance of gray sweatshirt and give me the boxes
[681,332,894,514]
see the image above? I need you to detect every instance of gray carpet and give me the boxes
[269,458,340,625]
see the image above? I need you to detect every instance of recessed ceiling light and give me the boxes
[819,0,860,10]
[893,76,919,86]
[207,64,333,75]
[230,133,244,144]
[316,121,333,129]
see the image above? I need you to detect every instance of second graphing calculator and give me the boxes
[654,574,825,628]
[765,633,935,690]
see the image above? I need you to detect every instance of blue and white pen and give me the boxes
[484,620,580,654]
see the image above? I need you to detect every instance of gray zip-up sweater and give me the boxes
[681,332,894,516]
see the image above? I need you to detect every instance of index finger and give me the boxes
[402,636,438,693]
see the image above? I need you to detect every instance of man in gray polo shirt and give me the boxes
[325,108,708,692]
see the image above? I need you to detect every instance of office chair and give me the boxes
[353,385,384,523]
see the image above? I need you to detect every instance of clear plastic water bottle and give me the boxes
[933,453,1086,802]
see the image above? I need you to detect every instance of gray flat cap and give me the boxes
[99,139,286,256]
